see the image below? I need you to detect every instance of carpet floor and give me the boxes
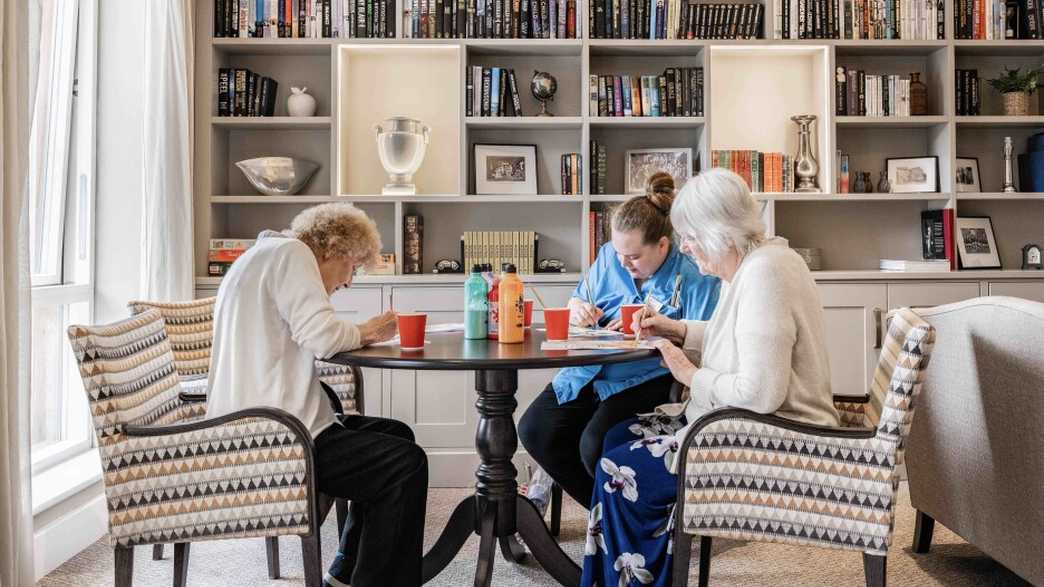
[39,483,1031,586]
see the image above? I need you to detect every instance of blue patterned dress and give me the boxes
[581,412,686,587]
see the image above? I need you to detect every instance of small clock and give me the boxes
[1022,244,1042,269]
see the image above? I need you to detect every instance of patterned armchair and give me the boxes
[671,307,935,587]
[127,297,364,571]
[67,310,332,587]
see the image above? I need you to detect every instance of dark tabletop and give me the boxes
[327,329,657,371]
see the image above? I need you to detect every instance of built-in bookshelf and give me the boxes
[194,0,1044,282]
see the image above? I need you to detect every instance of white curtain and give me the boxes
[0,0,36,584]
[140,0,195,301]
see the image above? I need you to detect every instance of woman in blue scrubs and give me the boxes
[518,172,720,509]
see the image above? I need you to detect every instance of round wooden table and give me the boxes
[328,329,655,587]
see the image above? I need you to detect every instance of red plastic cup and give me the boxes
[543,308,570,341]
[397,313,427,350]
[620,304,645,335]
[524,299,534,327]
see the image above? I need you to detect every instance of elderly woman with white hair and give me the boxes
[207,203,427,587]
[580,169,839,587]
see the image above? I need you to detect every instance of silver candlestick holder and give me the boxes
[791,114,820,193]
[1003,136,1017,193]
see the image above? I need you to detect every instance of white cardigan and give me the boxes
[206,233,362,438]
[669,238,839,460]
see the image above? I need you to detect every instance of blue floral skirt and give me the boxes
[581,413,685,587]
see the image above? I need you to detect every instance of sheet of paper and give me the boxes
[566,326,628,337]
[541,338,658,351]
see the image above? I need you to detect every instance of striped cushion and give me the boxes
[680,308,935,556]
[128,298,216,378]
[68,310,314,547]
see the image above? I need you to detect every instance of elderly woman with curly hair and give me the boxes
[207,203,426,587]
[580,169,839,587]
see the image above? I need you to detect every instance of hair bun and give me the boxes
[644,171,676,214]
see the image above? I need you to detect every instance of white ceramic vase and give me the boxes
[287,87,317,117]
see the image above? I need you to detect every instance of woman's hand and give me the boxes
[653,339,697,387]
[604,318,623,331]
[359,311,398,346]
[568,297,603,327]
[636,307,687,345]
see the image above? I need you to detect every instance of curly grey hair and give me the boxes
[287,203,382,266]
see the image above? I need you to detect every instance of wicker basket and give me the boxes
[1003,92,1030,116]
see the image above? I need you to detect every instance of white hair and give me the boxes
[670,168,766,261]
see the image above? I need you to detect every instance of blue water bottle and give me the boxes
[464,264,489,339]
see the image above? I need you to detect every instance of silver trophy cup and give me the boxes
[374,117,430,195]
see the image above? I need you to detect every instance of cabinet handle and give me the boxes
[873,307,884,350]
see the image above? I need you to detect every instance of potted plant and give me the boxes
[987,67,1040,116]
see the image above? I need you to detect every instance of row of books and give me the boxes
[835,68,915,117]
[561,153,584,195]
[955,69,982,116]
[587,207,618,265]
[920,208,956,269]
[408,0,579,37]
[462,231,540,274]
[208,239,256,276]
[590,140,609,195]
[466,67,523,116]
[588,69,703,118]
[217,69,279,117]
[214,0,395,38]
[711,150,795,193]
[774,0,944,39]
[591,0,763,39]
[954,0,1041,38]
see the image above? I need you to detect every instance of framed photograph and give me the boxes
[956,216,1002,269]
[625,148,693,194]
[886,156,939,193]
[954,157,981,193]
[473,144,538,195]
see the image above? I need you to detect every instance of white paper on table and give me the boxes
[540,337,661,351]
[566,326,629,337]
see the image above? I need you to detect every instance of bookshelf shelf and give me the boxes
[465,116,584,129]
[588,116,705,128]
[212,38,334,54]
[956,192,1044,200]
[833,41,948,55]
[955,116,1044,127]
[835,116,948,128]
[953,40,1044,56]
[762,192,952,201]
[211,116,332,129]
[211,195,341,203]
[589,194,633,202]
[464,39,584,55]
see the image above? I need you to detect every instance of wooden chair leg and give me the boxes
[152,544,164,560]
[335,498,349,536]
[114,545,134,587]
[301,533,323,587]
[549,483,563,537]
[671,531,693,586]
[173,543,190,587]
[698,536,713,587]
[266,536,281,579]
[863,553,887,587]
[912,510,935,554]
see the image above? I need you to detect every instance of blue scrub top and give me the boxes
[551,241,720,404]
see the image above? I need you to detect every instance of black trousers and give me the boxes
[314,415,428,587]
[518,374,674,508]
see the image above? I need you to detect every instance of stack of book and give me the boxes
[208,239,256,276]
[588,68,703,117]
[955,69,982,115]
[466,67,523,117]
[835,68,913,117]
[462,231,539,274]
[214,0,395,38]
[590,0,763,39]
[590,140,608,195]
[774,0,944,39]
[588,206,618,265]
[711,150,794,193]
[880,259,951,272]
[218,69,278,117]
[920,208,956,269]
[408,0,579,38]
[561,153,583,195]
[954,0,1031,38]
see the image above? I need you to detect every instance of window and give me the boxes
[29,0,97,472]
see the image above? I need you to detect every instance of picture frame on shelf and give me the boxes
[473,143,538,195]
[625,148,692,194]
[956,216,1002,269]
[886,156,939,193]
[954,156,981,193]
[1023,244,1042,269]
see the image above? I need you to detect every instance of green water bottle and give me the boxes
[464,264,488,339]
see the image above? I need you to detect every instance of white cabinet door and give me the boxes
[330,287,384,416]
[817,284,888,403]
[988,281,1044,304]
[886,282,979,311]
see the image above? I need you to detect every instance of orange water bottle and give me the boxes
[498,264,525,343]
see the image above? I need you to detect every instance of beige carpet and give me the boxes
[39,484,1030,586]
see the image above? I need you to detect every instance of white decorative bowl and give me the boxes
[236,157,319,196]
